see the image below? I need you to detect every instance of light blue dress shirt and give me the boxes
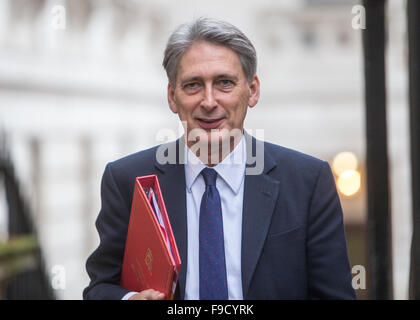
[184,135,246,300]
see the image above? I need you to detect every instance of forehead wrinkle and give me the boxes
[178,57,242,84]
[176,42,244,84]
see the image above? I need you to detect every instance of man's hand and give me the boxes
[128,289,166,300]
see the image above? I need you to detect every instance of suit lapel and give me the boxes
[241,135,279,299]
[154,138,188,300]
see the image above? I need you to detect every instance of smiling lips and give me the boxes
[196,117,225,129]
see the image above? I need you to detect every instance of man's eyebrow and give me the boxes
[180,74,239,84]
[180,76,202,84]
[215,74,239,81]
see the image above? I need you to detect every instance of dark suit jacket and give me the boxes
[83,135,356,300]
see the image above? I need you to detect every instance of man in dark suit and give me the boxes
[83,17,356,300]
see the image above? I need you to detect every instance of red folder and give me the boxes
[120,175,181,299]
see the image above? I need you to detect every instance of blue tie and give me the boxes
[199,168,229,300]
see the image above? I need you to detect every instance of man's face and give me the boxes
[167,41,260,150]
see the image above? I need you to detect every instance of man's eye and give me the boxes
[185,83,199,89]
[219,79,233,87]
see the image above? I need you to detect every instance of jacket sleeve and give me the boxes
[83,163,132,300]
[306,161,356,299]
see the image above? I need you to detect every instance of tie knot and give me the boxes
[201,168,217,186]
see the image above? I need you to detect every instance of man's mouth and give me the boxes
[196,117,225,129]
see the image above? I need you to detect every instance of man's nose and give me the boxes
[200,85,217,111]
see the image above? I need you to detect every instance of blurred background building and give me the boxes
[0,0,412,299]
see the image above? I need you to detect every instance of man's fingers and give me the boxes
[145,289,165,300]
[128,289,166,300]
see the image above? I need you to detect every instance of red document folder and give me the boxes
[120,175,181,299]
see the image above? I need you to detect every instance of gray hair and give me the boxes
[162,17,257,87]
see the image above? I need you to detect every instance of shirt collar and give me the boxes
[185,135,246,194]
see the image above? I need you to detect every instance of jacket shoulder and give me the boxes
[108,145,159,173]
[263,141,327,171]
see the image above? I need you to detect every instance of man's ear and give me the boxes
[248,75,260,108]
[167,83,178,114]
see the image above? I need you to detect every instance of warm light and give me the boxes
[337,170,361,197]
[332,152,358,176]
